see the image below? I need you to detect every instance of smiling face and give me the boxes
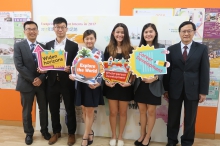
[83,34,96,49]
[179,24,195,45]
[143,26,156,45]
[24,24,39,42]
[113,26,124,44]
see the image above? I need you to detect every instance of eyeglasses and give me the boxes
[54,26,67,30]
[25,28,38,32]
[180,30,194,34]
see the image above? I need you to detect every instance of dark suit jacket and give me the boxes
[134,43,165,97]
[163,41,210,100]
[13,40,46,92]
[45,39,78,88]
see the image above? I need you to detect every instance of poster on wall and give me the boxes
[0,12,14,38]
[204,8,220,38]
[202,38,220,68]
[199,68,220,107]
[174,8,205,42]
[133,8,173,17]
[0,11,31,89]
[0,64,17,89]
[14,11,31,38]
[36,16,188,50]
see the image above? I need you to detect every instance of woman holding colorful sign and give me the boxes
[133,23,165,146]
[103,23,134,146]
[69,29,104,146]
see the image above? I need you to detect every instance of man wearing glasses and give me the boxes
[13,21,51,145]
[163,21,209,146]
[45,17,78,145]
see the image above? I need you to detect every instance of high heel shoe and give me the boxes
[134,133,146,146]
[141,137,151,146]
[88,130,94,145]
[134,138,144,146]
[81,138,88,146]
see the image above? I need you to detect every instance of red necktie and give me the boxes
[183,46,188,61]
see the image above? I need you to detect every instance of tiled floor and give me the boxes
[0,125,220,146]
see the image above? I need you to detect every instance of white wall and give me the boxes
[32,0,120,19]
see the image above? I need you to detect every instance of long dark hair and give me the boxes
[107,23,132,59]
[139,23,159,48]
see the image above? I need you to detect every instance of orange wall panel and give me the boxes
[196,107,218,134]
[0,0,32,11]
[120,0,220,15]
[0,0,34,122]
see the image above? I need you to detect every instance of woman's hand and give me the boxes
[119,82,131,87]
[142,76,158,83]
[88,82,100,89]
[69,74,75,81]
[105,81,116,88]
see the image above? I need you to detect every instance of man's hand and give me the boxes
[64,65,71,73]
[199,94,206,103]
[37,68,47,73]
[69,74,75,81]
[119,82,131,87]
[88,82,100,89]
[32,77,42,86]
[163,92,169,100]
[142,76,157,83]
[105,81,116,88]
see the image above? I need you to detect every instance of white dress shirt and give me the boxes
[181,41,193,55]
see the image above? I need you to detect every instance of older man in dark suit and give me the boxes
[13,21,51,145]
[163,21,210,146]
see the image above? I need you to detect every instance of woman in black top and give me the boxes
[133,23,165,146]
[69,30,104,146]
[103,23,134,146]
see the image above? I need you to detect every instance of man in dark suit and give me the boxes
[163,21,209,146]
[46,17,78,146]
[13,21,51,145]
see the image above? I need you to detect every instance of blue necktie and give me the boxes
[30,44,38,67]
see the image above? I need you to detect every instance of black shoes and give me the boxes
[42,132,51,140]
[88,130,94,145]
[134,138,144,146]
[140,137,151,146]
[25,135,33,145]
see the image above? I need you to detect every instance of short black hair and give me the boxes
[179,21,196,32]
[53,17,67,27]
[83,29,96,40]
[23,21,38,30]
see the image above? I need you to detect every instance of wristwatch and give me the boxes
[154,76,158,80]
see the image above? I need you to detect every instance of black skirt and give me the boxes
[75,82,104,107]
[134,82,161,105]
[104,83,134,101]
